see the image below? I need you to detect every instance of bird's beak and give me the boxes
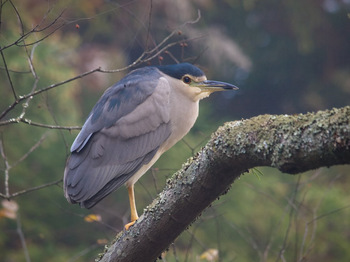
[196,80,239,92]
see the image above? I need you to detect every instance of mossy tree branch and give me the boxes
[98,106,350,262]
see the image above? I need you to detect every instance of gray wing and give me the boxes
[63,67,171,208]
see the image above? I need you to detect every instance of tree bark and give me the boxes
[97,106,350,262]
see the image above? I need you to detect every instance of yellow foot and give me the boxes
[124,220,137,230]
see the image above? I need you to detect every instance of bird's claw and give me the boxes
[124,220,137,230]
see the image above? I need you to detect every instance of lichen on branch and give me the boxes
[98,106,350,262]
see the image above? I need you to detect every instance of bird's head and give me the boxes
[156,63,238,101]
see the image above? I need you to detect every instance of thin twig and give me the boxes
[171,243,179,262]
[16,212,31,262]
[110,0,157,50]
[275,175,301,262]
[227,220,262,257]
[0,67,101,120]
[0,137,11,198]
[145,0,153,51]
[145,9,201,60]
[164,50,180,64]
[296,189,310,261]
[0,9,66,51]
[0,0,27,109]
[67,243,101,262]
[0,117,82,130]
[6,179,63,199]
[16,21,65,48]
[18,41,40,120]
[0,132,63,200]
[30,6,61,33]
[0,67,31,73]
[262,197,293,262]
[0,48,17,99]
[0,18,203,121]
[9,0,25,35]
[27,43,39,78]
[307,203,350,224]
[298,173,343,261]
[12,132,49,168]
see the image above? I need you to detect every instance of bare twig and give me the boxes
[307,205,350,225]
[0,9,66,51]
[0,10,202,122]
[0,137,11,198]
[0,48,17,99]
[275,176,301,262]
[12,132,49,168]
[164,50,180,64]
[298,173,343,261]
[0,67,101,120]
[228,220,262,257]
[16,212,31,262]
[29,6,61,33]
[0,131,62,200]
[262,192,296,261]
[67,243,101,262]
[109,0,157,50]
[5,179,62,199]
[16,22,66,48]
[9,0,25,35]
[18,43,40,120]
[0,67,31,73]
[145,0,153,51]
[0,117,81,130]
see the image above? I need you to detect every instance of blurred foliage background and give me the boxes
[0,0,350,261]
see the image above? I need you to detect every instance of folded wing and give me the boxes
[64,67,171,208]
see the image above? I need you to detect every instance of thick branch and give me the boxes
[98,106,350,262]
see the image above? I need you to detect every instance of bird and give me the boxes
[63,62,238,229]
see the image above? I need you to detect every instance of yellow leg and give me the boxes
[124,184,139,230]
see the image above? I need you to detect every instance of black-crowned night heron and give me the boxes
[63,63,238,229]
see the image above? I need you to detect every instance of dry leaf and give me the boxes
[0,200,18,220]
[97,239,108,245]
[199,248,219,262]
[84,214,101,222]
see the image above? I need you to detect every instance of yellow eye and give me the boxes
[183,76,192,84]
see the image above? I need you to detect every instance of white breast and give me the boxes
[125,76,201,187]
